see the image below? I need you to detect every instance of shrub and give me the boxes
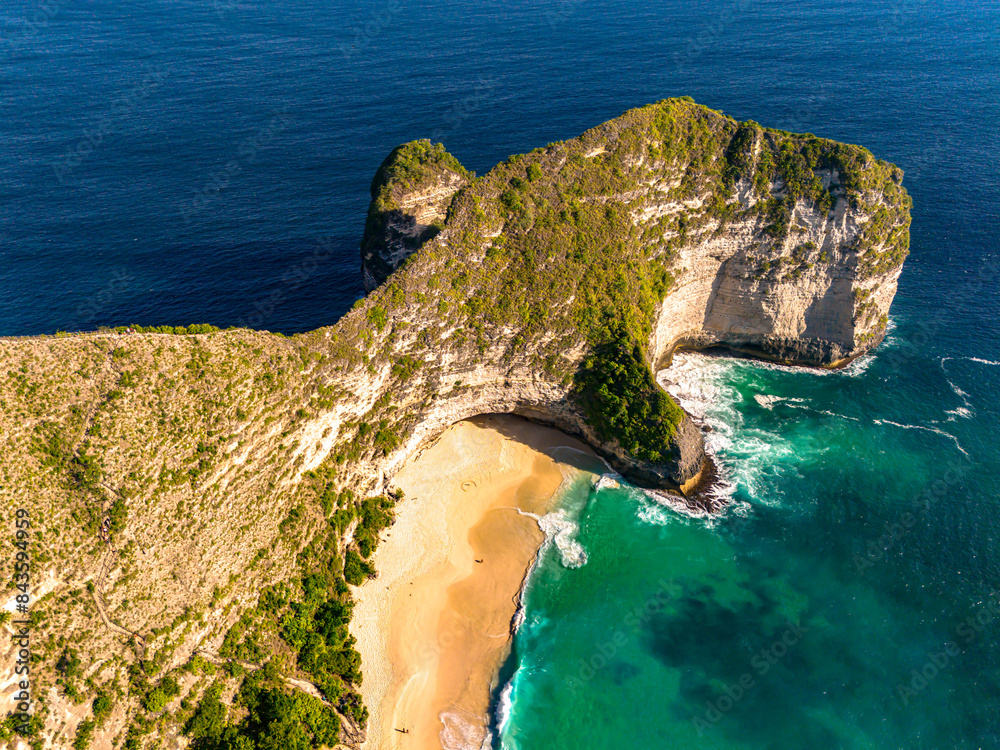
[108,498,128,532]
[572,324,683,463]
[92,693,113,723]
[73,719,95,750]
[184,685,228,745]
[366,306,388,331]
[343,550,373,586]
[142,675,180,713]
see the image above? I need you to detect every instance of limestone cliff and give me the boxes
[360,141,471,292]
[364,104,909,369]
[0,99,909,750]
[360,99,910,488]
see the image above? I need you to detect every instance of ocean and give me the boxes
[3,0,999,747]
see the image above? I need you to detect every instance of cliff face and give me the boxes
[360,141,471,292]
[365,108,908,370]
[648,162,904,368]
[0,99,909,749]
[360,100,910,490]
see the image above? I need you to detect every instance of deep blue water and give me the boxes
[3,1,999,748]
[3,0,997,337]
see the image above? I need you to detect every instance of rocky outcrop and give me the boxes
[359,100,911,490]
[649,166,906,368]
[361,140,471,292]
[0,99,910,748]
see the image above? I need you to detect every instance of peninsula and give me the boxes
[0,98,910,750]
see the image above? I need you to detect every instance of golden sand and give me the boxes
[350,415,594,750]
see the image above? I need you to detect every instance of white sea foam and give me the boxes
[515,475,590,569]
[873,419,969,457]
[654,342,983,514]
[495,677,515,734]
[939,357,976,419]
[537,508,587,568]
[637,488,710,524]
[439,707,490,750]
[658,353,739,503]
[754,394,807,410]
[881,315,901,347]
[945,406,973,421]
[656,349,867,508]
[727,350,874,378]
[593,472,621,491]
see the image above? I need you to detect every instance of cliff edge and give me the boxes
[361,98,910,490]
[0,99,909,749]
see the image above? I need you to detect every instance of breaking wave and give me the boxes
[537,508,587,568]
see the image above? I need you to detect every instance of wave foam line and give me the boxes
[939,357,976,419]
[593,472,621,491]
[873,419,970,457]
[495,677,515,737]
[656,352,741,503]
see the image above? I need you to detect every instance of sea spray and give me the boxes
[593,472,621,491]
[537,508,588,568]
[657,352,741,503]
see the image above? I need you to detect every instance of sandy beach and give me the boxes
[351,415,595,750]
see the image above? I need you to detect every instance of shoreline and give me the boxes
[351,415,598,750]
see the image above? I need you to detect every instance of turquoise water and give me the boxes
[500,328,1000,749]
[4,0,999,746]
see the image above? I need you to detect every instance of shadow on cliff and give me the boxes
[464,413,610,477]
[700,252,771,347]
[802,275,855,347]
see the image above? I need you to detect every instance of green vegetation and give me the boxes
[108,496,128,532]
[72,694,112,750]
[210,479,397,727]
[366,305,388,331]
[107,323,222,335]
[72,721,95,750]
[183,665,340,750]
[362,139,473,284]
[142,674,180,712]
[56,647,84,702]
[219,612,265,662]
[573,324,684,462]
[370,139,471,197]
[353,495,393,558]
[343,550,374,586]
